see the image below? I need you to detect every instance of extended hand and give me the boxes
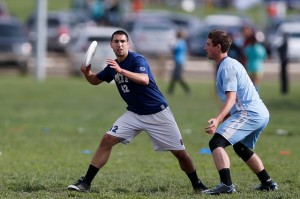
[81,64,91,75]
[205,119,218,134]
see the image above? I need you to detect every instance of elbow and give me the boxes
[142,78,149,85]
[140,74,149,85]
[142,77,149,85]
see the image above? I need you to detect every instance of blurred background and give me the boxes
[0,0,299,79]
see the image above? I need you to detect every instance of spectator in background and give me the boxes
[241,25,254,67]
[91,0,104,25]
[245,33,267,92]
[167,30,191,95]
[277,32,289,95]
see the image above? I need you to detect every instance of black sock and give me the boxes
[84,164,99,185]
[256,169,272,186]
[218,168,232,186]
[186,170,200,187]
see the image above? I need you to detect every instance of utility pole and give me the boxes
[35,0,48,81]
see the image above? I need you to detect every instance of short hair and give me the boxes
[207,30,232,53]
[111,30,129,42]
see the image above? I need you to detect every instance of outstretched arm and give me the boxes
[81,64,103,85]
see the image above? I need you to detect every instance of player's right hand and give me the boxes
[81,64,91,74]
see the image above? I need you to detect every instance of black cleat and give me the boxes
[193,180,208,193]
[67,176,90,192]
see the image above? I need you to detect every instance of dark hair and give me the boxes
[207,30,232,53]
[111,30,129,42]
[248,33,257,44]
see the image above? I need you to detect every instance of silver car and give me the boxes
[272,22,300,62]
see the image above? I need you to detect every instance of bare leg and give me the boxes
[171,150,196,173]
[245,153,264,174]
[171,150,207,191]
[212,147,230,170]
[90,134,121,168]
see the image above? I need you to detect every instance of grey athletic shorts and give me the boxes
[107,107,185,151]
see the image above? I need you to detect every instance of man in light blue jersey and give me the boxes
[202,30,278,195]
[67,30,207,193]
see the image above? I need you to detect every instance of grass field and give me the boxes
[0,76,299,199]
[3,0,73,22]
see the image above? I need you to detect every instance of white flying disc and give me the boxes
[83,41,97,67]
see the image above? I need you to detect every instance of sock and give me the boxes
[84,164,99,185]
[218,168,232,186]
[256,169,273,186]
[186,170,200,187]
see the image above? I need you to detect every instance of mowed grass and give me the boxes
[0,76,299,199]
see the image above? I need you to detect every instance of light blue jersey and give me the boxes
[216,57,269,148]
[216,57,269,118]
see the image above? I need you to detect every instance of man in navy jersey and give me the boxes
[67,30,207,193]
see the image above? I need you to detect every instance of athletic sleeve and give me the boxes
[221,67,237,92]
[133,56,149,74]
[96,65,114,83]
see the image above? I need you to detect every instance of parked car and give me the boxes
[130,20,176,56]
[0,17,32,74]
[188,14,256,57]
[66,25,134,76]
[271,22,300,62]
[264,15,300,58]
[26,10,91,53]
[122,10,202,56]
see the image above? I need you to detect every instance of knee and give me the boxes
[209,134,231,152]
[172,150,189,160]
[233,142,254,162]
[100,134,120,147]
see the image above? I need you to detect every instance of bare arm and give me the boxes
[106,58,149,85]
[205,91,236,134]
[81,64,103,85]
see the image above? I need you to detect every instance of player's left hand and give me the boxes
[205,119,218,134]
[106,58,123,73]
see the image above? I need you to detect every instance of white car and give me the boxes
[66,25,134,76]
[272,22,300,62]
[129,20,176,57]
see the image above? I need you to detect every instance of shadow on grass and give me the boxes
[265,97,300,111]
[8,181,46,192]
[137,185,168,193]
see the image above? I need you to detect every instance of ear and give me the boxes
[217,44,222,51]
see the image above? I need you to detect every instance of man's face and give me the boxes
[204,38,218,60]
[110,34,130,58]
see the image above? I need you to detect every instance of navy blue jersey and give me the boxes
[96,51,168,115]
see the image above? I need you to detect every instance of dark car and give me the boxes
[26,10,91,52]
[0,17,32,74]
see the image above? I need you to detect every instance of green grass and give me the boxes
[0,76,299,198]
[3,0,73,22]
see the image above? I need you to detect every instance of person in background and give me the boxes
[67,30,207,193]
[244,33,267,91]
[241,25,254,67]
[167,30,191,95]
[202,29,278,195]
[277,32,289,95]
